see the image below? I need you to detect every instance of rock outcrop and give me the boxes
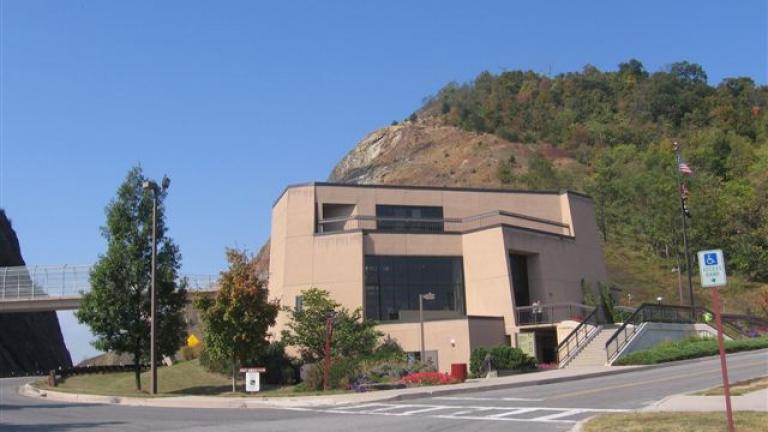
[0,210,72,375]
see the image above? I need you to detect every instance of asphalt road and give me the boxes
[1,350,766,432]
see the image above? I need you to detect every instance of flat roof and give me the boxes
[273,182,591,207]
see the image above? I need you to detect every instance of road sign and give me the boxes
[697,249,727,288]
[239,367,266,373]
[186,334,200,348]
[245,371,260,392]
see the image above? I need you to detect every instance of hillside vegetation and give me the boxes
[326,60,767,315]
[414,60,767,314]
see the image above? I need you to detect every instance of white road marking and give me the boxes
[290,402,631,424]
[530,409,585,421]
[435,396,544,402]
[397,406,450,415]
[486,408,538,418]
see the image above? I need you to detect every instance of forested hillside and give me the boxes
[418,60,767,294]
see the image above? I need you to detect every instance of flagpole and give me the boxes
[674,142,696,320]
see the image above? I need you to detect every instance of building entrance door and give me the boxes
[509,254,530,307]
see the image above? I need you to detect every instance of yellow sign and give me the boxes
[187,334,200,347]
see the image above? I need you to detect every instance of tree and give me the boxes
[76,166,186,391]
[281,288,381,363]
[194,249,279,392]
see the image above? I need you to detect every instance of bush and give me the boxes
[199,346,235,375]
[470,345,537,376]
[615,335,768,365]
[178,344,202,361]
[401,371,458,386]
[256,341,298,385]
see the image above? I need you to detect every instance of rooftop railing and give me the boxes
[317,210,572,237]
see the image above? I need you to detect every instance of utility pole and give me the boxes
[143,175,170,395]
[673,142,695,320]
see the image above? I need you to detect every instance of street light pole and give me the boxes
[419,292,435,363]
[143,175,169,396]
[150,190,158,395]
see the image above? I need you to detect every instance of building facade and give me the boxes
[268,183,607,371]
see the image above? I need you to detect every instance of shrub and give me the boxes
[401,371,458,386]
[179,344,201,361]
[615,335,768,365]
[199,346,234,375]
[257,341,298,385]
[470,345,537,376]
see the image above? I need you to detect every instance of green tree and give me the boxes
[76,166,186,390]
[281,288,381,363]
[194,248,279,392]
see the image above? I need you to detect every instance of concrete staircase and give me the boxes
[565,325,620,368]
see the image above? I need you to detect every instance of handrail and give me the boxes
[605,303,694,363]
[604,303,750,364]
[557,306,601,367]
[516,303,594,326]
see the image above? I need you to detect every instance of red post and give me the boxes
[711,288,735,432]
[322,315,334,391]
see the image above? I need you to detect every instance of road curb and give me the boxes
[18,349,767,410]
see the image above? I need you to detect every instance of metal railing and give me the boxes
[603,303,751,364]
[0,265,218,302]
[316,209,572,237]
[515,302,595,326]
[605,303,695,363]
[556,306,601,367]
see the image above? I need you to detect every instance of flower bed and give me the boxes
[400,371,458,386]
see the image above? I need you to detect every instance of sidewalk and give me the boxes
[644,389,768,412]
[20,365,644,409]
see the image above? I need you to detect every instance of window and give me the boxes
[375,205,444,233]
[295,295,303,313]
[364,256,465,322]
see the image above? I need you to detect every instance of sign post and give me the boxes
[239,367,266,393]
[697,249,735,432]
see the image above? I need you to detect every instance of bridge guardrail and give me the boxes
[0,265,218,302]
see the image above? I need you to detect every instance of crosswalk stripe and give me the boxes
[529,409,585,421]
[486,408,538,418]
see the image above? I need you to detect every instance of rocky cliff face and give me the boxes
[329,120,539,187]
[0,210,72,375]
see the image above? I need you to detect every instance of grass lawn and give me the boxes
[582,412,768,432]
[614,336,768,366]
[38,359,348,398]
[695,376,768,396]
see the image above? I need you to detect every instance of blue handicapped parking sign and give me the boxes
[704,253,718,266]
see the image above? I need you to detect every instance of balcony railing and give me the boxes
[515,302,595,326]
[317,210,572,237]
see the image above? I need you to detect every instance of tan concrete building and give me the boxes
[268,183,607,371]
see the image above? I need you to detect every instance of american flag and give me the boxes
[677,155,693,175]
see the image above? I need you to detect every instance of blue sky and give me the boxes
[1,1,766,362]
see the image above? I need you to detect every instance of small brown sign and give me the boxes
[239,367,266,373]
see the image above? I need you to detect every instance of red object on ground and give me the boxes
[450,363,468,382]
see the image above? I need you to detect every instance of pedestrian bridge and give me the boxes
[0,265,218,313]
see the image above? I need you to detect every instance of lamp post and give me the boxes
[656,296,663,306]
[143,175,170,395]
[419,292,435,363]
